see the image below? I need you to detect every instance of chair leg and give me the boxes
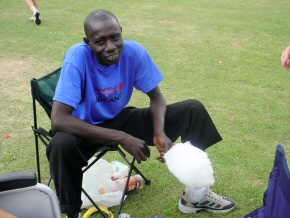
[81,146,150,217]
[48,176,52,187]
[117,158,135,216]
[34,133,41,183]
[117,149,151,185]
[82,188,109,218]
[82,149,108,174]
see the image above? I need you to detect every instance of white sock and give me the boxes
[187,186,207,199]
[30,6,38,14]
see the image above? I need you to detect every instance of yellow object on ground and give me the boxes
[82,206,114,218]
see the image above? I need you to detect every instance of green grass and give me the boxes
[1,0,290,217]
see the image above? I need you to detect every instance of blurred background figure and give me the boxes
[26,0,41,25]
[281,46,290,70]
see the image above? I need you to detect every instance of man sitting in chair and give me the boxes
[48,9,236,218]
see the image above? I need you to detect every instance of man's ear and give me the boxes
[83,37,89,45]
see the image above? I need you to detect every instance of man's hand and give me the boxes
[281,46,290,70]
[120,134,150,164]
[153,132,173,163]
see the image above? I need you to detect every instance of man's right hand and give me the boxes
[120,134,150,164]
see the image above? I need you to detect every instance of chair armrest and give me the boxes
[0,172,37,192]
[32,126,52,137]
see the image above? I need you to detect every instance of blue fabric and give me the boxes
[53,40,163,124]
[244,144,290,218]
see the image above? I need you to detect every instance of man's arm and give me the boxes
[146,86,173,162]
[51,101,150,163]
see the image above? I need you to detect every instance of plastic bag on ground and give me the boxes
[111,161,129,180]
[81,158,125,209]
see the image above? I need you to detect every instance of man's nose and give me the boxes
[105,40,116,51]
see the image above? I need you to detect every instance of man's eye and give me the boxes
[95,40,105,45]
[112,35,120,40]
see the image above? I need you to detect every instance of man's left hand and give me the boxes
[153,132,173,163]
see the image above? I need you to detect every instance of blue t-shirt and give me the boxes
[53,40,164,124]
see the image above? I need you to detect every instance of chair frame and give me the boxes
[30,68,151,217]
[0,171,61,218]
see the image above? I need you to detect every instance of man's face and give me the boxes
[86,18,124,66]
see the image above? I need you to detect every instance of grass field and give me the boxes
[0,0,290,217]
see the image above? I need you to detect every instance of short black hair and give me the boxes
[84,10,120,37]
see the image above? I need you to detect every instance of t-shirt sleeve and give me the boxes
[53,48,85,109]
[133,44,164,93]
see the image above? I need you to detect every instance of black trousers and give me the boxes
[46,99,222,214]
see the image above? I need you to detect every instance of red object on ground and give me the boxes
[5,134,10,138]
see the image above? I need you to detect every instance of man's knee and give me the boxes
[47,132,82,159]
[185,99,206,112]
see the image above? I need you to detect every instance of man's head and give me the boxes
[84,10,124,66]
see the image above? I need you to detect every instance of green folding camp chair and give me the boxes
[30,68,150,217]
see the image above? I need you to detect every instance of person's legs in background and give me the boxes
[25,0,41,25]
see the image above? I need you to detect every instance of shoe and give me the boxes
[34,12,41,25]
[178,188,236,214]
[30,12,41,25]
